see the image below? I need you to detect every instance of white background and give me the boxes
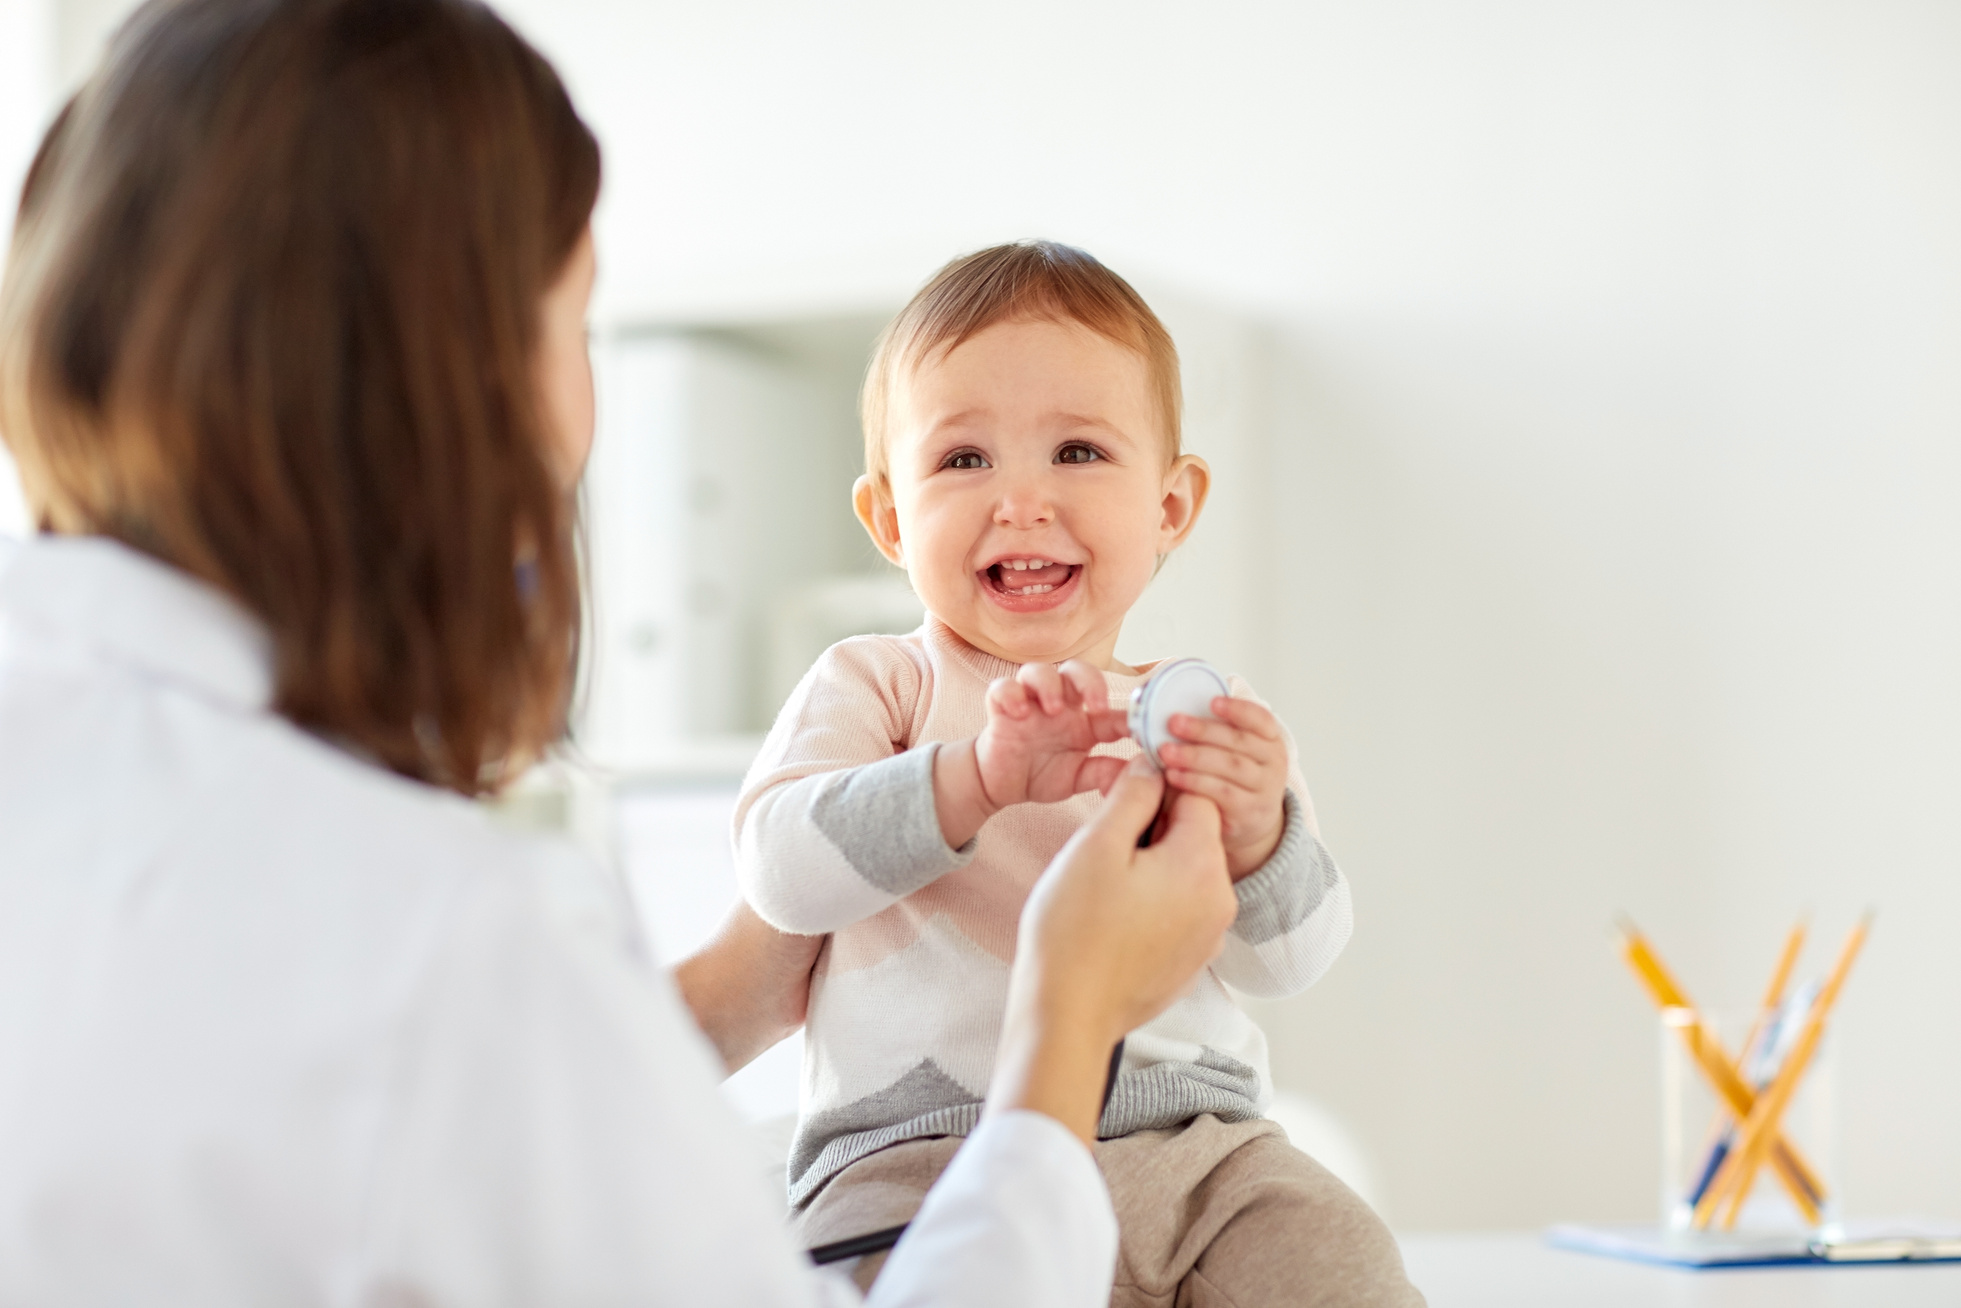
[5,0,1958,1230]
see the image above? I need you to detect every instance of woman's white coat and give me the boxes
[0,533,1116,1307]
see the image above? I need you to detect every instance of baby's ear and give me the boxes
[1158,454,1211,550]
[853,474,906,567]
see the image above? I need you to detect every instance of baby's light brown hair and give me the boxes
[860,240,1182,490]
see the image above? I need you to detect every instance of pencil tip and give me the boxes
[1613,912,1637,936]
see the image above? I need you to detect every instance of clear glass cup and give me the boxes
[1659,1006,1839,1237]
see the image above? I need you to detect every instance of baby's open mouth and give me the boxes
[982,558,1080,597]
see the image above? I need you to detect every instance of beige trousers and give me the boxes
[793,1115,1427,1308]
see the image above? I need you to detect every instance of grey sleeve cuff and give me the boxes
[1230,789,1343,945]
[806,742,978,898]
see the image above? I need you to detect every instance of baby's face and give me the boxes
[861,317,1207,669]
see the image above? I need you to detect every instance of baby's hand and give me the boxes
[975,660,1131,809]
[1158,696,1288,880]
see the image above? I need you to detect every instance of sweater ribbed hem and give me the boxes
[787,1051,1264,1209]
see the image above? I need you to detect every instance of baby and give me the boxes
[735,241,1420,1306]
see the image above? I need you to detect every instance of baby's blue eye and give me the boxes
[944,450,989,470]
[1055,443,1102,465]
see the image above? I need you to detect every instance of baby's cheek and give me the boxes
[1093,541,1161,611]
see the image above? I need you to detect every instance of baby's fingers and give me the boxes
[1168,708,1285,766]
[1160,739,1267,789]
[1014,661,1071,714]
[1086,708,1131,743]
[1163,765,1262,812]
[1211,696,1283,742]
[986,675,1037,720]
[1058,660,1109,713]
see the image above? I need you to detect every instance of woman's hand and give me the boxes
[985,756,1237,1145]
[671,901,824,1075]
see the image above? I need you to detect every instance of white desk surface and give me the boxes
[1401,1232,1961,1307]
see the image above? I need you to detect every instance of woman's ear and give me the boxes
[1157,454,1210,552]
[853,473,905,567]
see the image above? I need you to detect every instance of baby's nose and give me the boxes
[993,482,1055,528]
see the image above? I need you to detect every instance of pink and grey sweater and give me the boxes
[733,618,1353,1206]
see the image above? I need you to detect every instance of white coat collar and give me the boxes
[0,533,274,713]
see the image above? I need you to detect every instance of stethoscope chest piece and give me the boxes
[1128,658,1230,769]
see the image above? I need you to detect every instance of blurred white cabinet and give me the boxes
[579,320,923,772]
[582,332,831,766]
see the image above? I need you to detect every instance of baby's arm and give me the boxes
[1162,680,1354,998]
[1211,783,1354,998]
[737,651,1132,935]
[734,639,974,935]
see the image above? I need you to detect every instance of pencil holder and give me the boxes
[1659,1006,1840,1237]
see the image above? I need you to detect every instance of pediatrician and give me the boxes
[0,1,1241,1303]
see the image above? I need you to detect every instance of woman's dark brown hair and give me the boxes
[0,0,599,794]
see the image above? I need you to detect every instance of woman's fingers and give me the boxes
[1124,791,1237,1008]
[1148,790,1228,876]
[1080,753,1167,846]
[994,762,1234,1140]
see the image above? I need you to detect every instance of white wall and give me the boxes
[493,0,1961,1229]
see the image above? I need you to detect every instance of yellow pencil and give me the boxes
[1617,916,1689,1006]
[1687,919,1809,1211]
[1616,921,1825,1220]
[1744,919,1808,1058]
[1695,912,1871,1229]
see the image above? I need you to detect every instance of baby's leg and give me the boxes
[1100,1116,1425,1308]
[790,1134,962,1293]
